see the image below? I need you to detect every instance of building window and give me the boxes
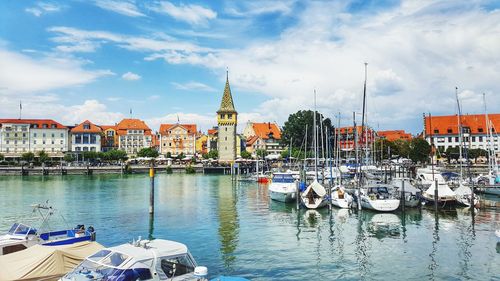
[228,114,232,119]
[33,140,36,144]
[51,124,56,128]
[60,133,64,138]
[60,140,63,144]
[83,123,90,130]
[90,147,96,151]
[447,129,452,133]
[479,136,483,142]
[448,137,452,142]
[34,133,37,137]
[83,147,88,151]
[51,133,55,138]
[83,134,89,144]
[5,133,9,137]
[433,129,439,134]
[472,136,476,142]
[455,137,459,142]
[478,128,484,133]
[42,124,48,128]
[51,140,54,144]
[43,140,46,144]
[42,133,46,138]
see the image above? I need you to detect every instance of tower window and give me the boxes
[225,127,227,131]
[228,114,232,119]
[220,114,224,119]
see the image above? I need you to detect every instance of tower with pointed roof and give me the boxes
[217,72,238,162]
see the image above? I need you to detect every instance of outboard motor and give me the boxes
[194,266,208,281]
[87,226,96,241]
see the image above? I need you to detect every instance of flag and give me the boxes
[19,101,22,110]
[130,108,132,115]
[177,114,180,123]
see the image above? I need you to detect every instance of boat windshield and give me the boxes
[368,187,389,194]
[273,174,295,183]
[63,259,152,281]
[8,223,35,236]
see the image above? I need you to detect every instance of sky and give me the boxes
[1,0,499,134]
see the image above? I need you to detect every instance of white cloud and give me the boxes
[225,1,295,17]
[94,0,145,17]
[147,1,216,26]
[0,48,114,94]
[122,71,141,81]
[25,2,63,17]
[171,81,216,92]
[148,95,161,100]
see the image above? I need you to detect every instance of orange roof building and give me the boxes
[377,130,412,141]
[116,118,153,155]
[0,119,69,157]
[423,113,500,153]
[243,122,284,155]
[100,125,118,151]
[70,120,103,153]
[338,126,376,150]
[159,123,197,156]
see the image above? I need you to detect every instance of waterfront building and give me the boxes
[0,119,68,158]
[116,119,153,155]
[377,130,412,141]
[159,123,197,157]
[243,122,284,156]
[100,125,118,152]
[207,127,218,152]
[196,133,208,155]
[423,114,500,158]
[338,126,376,150]
[70,120,102,152]
[217,74,238,162]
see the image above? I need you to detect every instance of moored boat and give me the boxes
[300,179,328,209]
[268,172,297,203]
[330,185,353,209]
[359,185,400,212]
[0,203,96,256]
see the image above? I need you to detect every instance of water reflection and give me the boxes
[427,212,439,280]
[355,210,372,280]
[217,180,239,270]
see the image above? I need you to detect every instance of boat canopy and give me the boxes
[8,223,36,236]
[0,241,103,281]
[306,179,327,197]
[272,173,295,183]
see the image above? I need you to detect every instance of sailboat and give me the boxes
[300,90,328,209]
[453,87,479,208]
[355,63,399,212]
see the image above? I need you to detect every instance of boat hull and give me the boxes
[360,197,400,212]
[420,193,458,208]
[269,190,296,203]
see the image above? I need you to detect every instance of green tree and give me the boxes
[240,150,252,159]
[467,148,488,162]
[137,147,159,158]
[177,152,185,160]
[206,150,218,159]
[445,146,460,161]
[106,150,128,161]
[281,110,334,154]
[0,153,4,161]
[374,139,399,160]
[37,150,50,163]
[255,149,267,158]
[408,138,431,163]
[64,154,75,162]
[166,152,172,159]
[82,151,99,160]
[393,139,411,158]
[21,152,35,162]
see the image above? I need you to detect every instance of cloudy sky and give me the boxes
[1,0,499,133]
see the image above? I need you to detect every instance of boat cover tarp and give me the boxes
[423,182,456,197]
[306,179,327,197]
[0,241,103,281]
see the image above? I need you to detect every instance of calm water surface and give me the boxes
[0,174,499,280]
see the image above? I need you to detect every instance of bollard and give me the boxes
[434,180,438,211]
[401,180,405,212]
[149,161,155,215]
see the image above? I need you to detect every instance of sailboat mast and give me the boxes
[360,63,368,180]
[314,90,318,179]
[455,87,464,182]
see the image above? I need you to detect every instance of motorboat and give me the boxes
[268,172,297,203]
[300,179,328,209]
[61,238,204,281]
[0,203,96,256]
[390,178,421,208]
[358,185,400,212]
[330,185,353,209]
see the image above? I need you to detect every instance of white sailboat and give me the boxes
[390,178,421,207]
[269,172,297,203]
[300,90,328,209]
[331,185,353,209]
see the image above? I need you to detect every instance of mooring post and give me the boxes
[401,180,405,212]
[434,179,438,211]
[296,180,300,210]
[149,160,155,215]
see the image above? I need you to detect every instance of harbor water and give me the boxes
[0,174,499,280]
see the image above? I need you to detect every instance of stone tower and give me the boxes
[217,72,237,162]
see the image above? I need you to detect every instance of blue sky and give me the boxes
[1,0,499,133]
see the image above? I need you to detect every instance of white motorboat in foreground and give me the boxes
[300,179,328,209]
[61,238,204,281]
[268,172,297,203]
[330,185,353,209]
[359,185,400,212]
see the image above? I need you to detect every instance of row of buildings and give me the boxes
[1,72,498,161]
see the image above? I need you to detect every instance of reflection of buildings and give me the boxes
[217,180,239,269]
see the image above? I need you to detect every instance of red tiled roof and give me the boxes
[377,130,412,141]
[100,125,117,131]
[208,128,218,135]
[246,135,259,146]
[71,120,102,133]
[0,119,67,129]
[159,123,197,134]
[116,119,152,135]
[252,122,281,140]
[424,114,500,135]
